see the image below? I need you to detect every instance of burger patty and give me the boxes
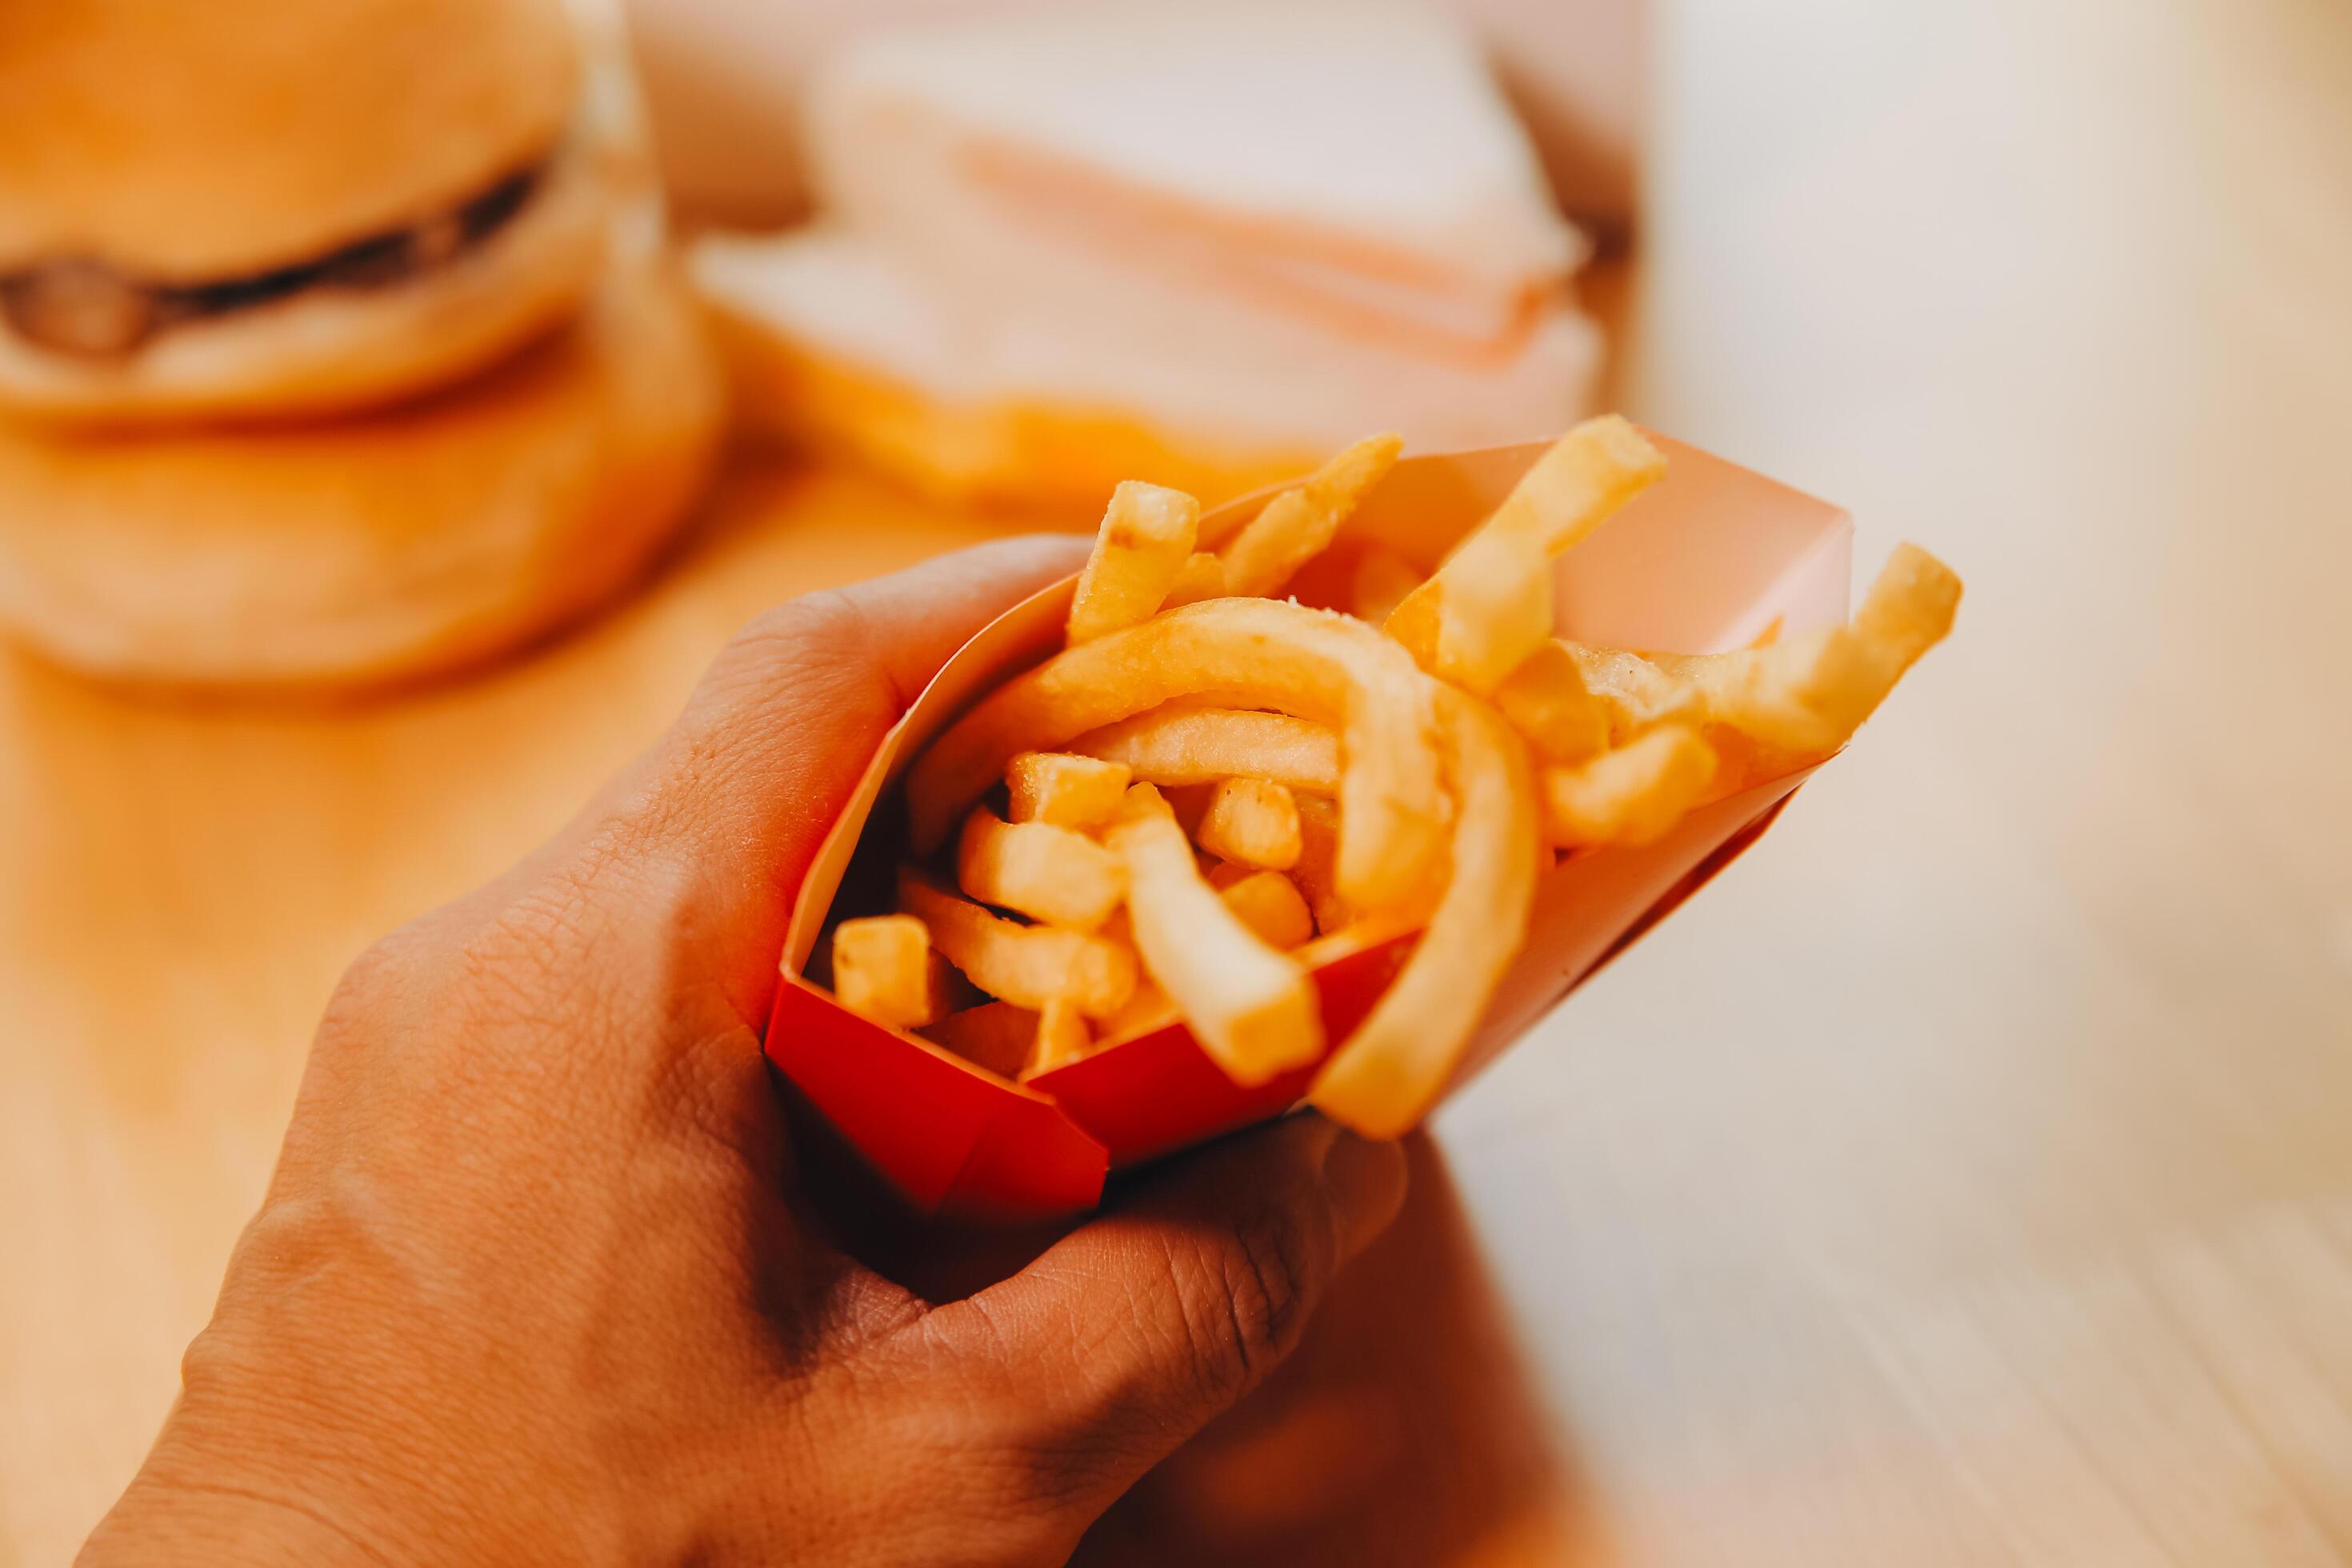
[0,162,546,359]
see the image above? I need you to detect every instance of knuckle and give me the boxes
[1180,1198,1327,1401]
[671,588,902,795]
[177,1316,243,1402]
[716,590,877,696]
[314,924,437,1048]
[451,890,600,1029]
[966,1396,1137,1528]
[810,1374,1102,1550]
[322,935,406,1019]
[999,1432,1128,1522]
[890,1324,1137,1519]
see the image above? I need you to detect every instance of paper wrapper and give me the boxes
[764,435,1851,1221]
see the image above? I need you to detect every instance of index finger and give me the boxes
[588,534,1086,1025]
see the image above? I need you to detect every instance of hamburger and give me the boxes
[0,0,722,689]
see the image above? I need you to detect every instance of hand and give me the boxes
[81,539,1407,1567]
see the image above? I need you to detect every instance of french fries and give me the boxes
[1024,997,1094,1079]
[822,422,1958,1146]
[1592,546,1962,767]
[1310,693,1539,1138]
[1004,750,1130,829]
[1650,630,1868,754]
[1682,544,1962,796]
[1561,641,1703,741]
[1540,726,1718,847]
[898,872,1135,1018]
[1074,706,1339,794]
[831,914,952,1030]
[904,596,1447,910]
[1386,416,1666,692]
[1855,542,1964,667]
[1490,638,1608,764]
[956,806,1126,930]
[1287,792,1351,934]
[1104,785,1323,1085]
[1194,777,1303,870]
[1217,870,1315,950]
[1426,528,1554,694]
[1483,413,1666,554]
[1217,433,1402,597]
[1163,551,1228,608]
[1066,481,1200,644]
[1098,978,1177,1042]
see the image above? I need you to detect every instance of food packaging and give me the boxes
[763,435,1850,1220]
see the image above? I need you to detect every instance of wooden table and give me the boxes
[8,0,2352,1560]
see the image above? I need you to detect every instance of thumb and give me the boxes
[922,1114,1406,1514]
[456,534,1086,1027]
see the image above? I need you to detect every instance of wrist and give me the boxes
[82,1386,490,1568]
[83,1474,400,1567]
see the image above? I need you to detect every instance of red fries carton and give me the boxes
[764,437,1850,1220]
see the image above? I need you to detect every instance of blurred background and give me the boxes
[6,0,2351,1562]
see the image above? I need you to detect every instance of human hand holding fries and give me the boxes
[829,419,1962,1138]
[83,539,1408,1567]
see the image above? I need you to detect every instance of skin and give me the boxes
[79,538,1407,1566]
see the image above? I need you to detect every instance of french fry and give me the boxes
[1217,869,1315,950]
[1162,551,1228,608]
[1641,546,1965,761]
[1818,542,1962,727]
[1677,544,1962,796]
[1386,539,1538,694]
[1066,481,1200,644]
[1350,544,1423,626]
[1004,750,1130,829]
[1489,639,1608,764]
[1104,785,1323,1085]
[905,597,1446,910]
[1560,642,1702,742]
[1854,542,1963,668]
[1022,997,1094,1079]
[1650,630,1865,754]
[897,871,1136,1018]
[1194,777,1303,870]
[1428,528,1554,694]
[830,914,952,1030]
[919,1000,1038,1078]
[1217,433,1402,597]
[1074,706,1339,794]
[1311,692,1539,1138]
[1540,726,1718,848]
[1385,417,1666,691]
[1098,978,1178,1042]
[956,806,1126,930]
[1697,728,1814,802]
[1484,413,1666,554]
[1449,534,1562,690]
[1289,792,1350,934]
